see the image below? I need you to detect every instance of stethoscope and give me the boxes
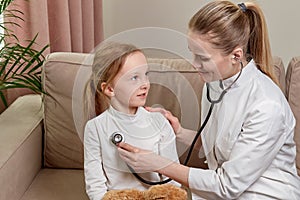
[111,132,173,185]
[111,60,244,185]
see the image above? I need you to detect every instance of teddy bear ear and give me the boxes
[102,189,145,200]
[144,184,188,200]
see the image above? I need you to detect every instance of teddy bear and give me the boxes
[102,184,188,200]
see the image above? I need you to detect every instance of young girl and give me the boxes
[83,41,180,200]
[118,1,300,199]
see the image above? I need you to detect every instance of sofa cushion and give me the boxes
[273,56,286,95]
[20,169,88,200]
[146,58,203,130]
[42,52,92,169]
[286,56,300,175]
[146,58,204,162]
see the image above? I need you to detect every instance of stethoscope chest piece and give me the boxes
[111,131,125,145]
[110,132,172,185]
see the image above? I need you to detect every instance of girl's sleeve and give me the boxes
[84,120,108,200]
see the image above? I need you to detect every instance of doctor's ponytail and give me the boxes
[243,2,278,85]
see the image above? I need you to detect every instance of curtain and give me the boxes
[7,0,103,53]
[3,0,103,109]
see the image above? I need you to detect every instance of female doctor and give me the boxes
[118,1,300,199]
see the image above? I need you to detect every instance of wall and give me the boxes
[103,0,300,68]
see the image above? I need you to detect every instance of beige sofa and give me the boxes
[0,52,299,200]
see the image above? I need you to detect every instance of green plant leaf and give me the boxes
[0,0,15,14]
[0,0,49,107]
[0,91,8,107]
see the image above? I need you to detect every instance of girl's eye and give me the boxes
[145,71,149,76]
[131,75,138,81]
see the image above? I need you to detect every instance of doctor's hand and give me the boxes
[117,142,172,173]
[145,107,182,134]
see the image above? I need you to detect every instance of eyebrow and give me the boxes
[188,45,206,55]
[188,45,210,59]
[124,69,147,77]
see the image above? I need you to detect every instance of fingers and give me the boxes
[144,106,166,114]
[145,106,181,134]
[118,142,140,153]
[117,143,137,165]
[164,110,175,120]
[145,106,172,118]
[117,143,144,172]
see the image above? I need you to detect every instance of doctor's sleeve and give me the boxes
[84,121,108,200]
[158,114,182,186]
[158,114,179,163]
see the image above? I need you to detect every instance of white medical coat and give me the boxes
[189,60,300,199]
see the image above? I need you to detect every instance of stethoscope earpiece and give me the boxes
[232,55,239,61]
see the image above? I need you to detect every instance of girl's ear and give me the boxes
[101,82,115,97]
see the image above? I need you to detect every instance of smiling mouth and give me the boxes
[137,92,147,97]
[198,71,208,74]
[193,67,208,74]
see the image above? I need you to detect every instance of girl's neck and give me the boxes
[110,104,138,115]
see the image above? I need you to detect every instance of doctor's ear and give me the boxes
[231,48,243,63]
[101,82,115,97]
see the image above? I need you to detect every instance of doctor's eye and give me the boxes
[194,54,210,62]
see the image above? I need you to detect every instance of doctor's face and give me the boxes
[188,31,236,83]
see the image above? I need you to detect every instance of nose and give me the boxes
[140,76,150,89]
[192,59,203,70]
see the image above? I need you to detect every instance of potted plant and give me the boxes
[0,0,49,108]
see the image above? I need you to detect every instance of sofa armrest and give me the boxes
[0,94,43,200]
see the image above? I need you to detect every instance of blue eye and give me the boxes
[131,75,138,81]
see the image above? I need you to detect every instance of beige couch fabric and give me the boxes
[273,56,286,95]
[286,56,300,175]
[20,169,88,200]
[42,53,92,169]
[0,95,43,200]
[147,58,204,131]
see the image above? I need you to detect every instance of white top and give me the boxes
[84,106,179,200]
[189,60,300,199]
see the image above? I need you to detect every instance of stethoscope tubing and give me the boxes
[126,60,244,185]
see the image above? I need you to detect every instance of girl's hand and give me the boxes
[117,142,172,173]
[144,107,182,134]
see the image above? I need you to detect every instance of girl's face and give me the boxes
[188,31,240,82]
[110,51,150,114]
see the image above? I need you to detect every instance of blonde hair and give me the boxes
[189,0,278,85]
[84,41,141,120]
